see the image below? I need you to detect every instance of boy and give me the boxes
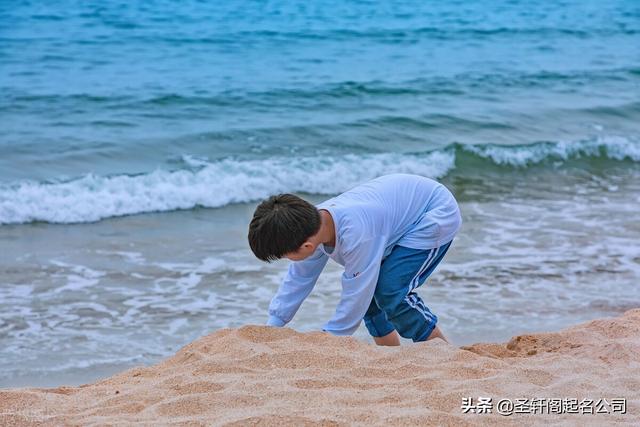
[248,173,461,345]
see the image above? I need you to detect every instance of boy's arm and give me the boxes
[322,236,386,336]
[267,247,329,327]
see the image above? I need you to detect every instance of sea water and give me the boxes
[1,0,639,386]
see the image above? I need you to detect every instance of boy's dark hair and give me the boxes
[248,194,321,262]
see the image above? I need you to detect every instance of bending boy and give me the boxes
[248,173,461,345]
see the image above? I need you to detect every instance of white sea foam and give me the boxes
[0,136,638,224]
[0,150,455,224]
[464,135,640,166]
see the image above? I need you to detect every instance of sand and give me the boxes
[2,309,639,426]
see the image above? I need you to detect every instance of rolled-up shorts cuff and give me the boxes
[363,311,396,338]
[414,313,438,342]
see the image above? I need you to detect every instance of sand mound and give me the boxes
[2,310,639,426]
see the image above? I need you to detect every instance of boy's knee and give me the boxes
[375,292,405,317]
[377,293,411,326]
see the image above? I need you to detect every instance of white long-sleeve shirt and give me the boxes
[266,173,462,335]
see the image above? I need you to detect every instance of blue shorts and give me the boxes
[363,241,452,342]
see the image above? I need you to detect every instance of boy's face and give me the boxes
[284,241,316,261]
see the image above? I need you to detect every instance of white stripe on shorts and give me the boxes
[408,246,439,291]
[405,293,435,323]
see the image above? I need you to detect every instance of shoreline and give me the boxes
[2,309,639,426]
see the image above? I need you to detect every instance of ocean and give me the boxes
[1,0,639,387]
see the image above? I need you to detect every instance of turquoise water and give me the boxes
[1,0,640,219]
[1,1,639,386]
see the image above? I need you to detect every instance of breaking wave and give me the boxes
[1,136,638,224]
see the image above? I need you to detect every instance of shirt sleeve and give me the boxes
[322,235,386,336]
[267,246,329,327]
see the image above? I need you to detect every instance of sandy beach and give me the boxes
[1,309,638,426]
[3,1,640,426]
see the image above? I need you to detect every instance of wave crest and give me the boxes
[1,136,638,225]
[0,151,455,224]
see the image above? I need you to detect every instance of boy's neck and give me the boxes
[318,209,336,247]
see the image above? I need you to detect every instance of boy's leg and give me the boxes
[428,325,448,342]
[375,242,452,342]
[375,326,446,344]
[373,330,401,346]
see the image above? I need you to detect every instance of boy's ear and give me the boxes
[299,240,318,255]
[301,241,315,250]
